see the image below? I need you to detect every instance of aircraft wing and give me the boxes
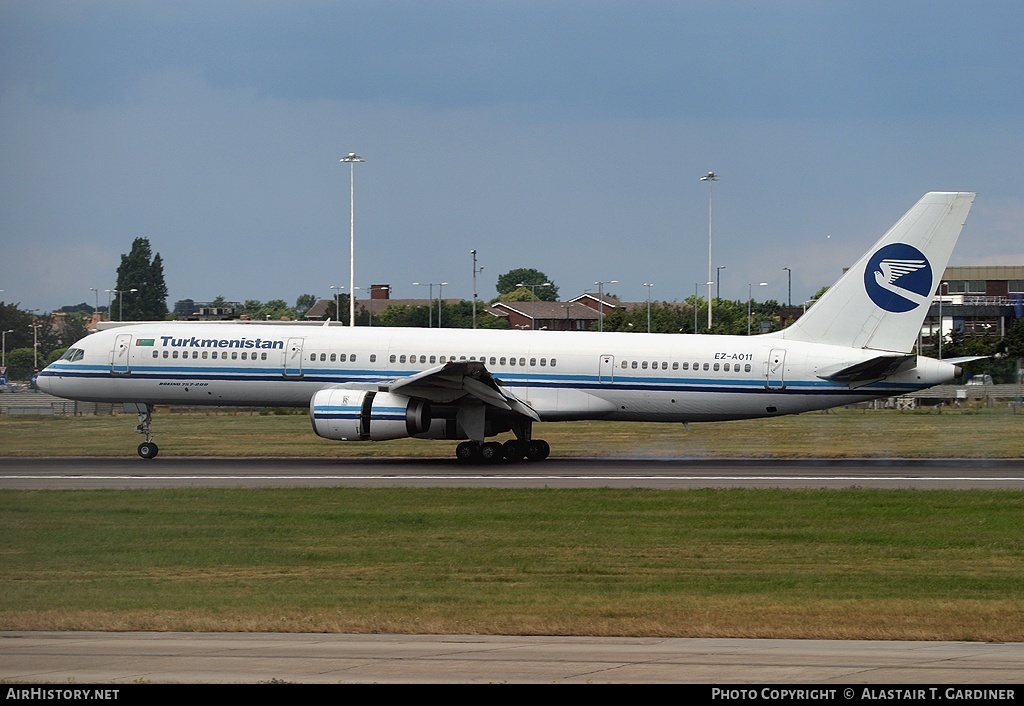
[340,360,541,421]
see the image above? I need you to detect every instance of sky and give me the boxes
[2,0,1023,315]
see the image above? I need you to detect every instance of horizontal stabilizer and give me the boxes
[817,354,915,386]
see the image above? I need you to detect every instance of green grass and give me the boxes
[2,487,1022,640]
[1,405,1022,458]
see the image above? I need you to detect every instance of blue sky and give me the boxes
[2,1,1022,314]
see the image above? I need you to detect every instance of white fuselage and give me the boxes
[38,322,958,423]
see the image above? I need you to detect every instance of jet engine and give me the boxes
[310,389,430,441]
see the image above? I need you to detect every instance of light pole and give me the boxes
[2,329,13,368]
[594,280,618,332]
[113,288,138,321]
[937,281,949,359]
[643,283,654,332]
[700,171,719,329]
[748,282,767,335]
[471,250,484,329]
[329,285,345,322]
[716,265,726,301]
[437,282,449,328]
[783,267,792,306]
[340,152,364,327]
[29,323,41,371]
[89,288,100,322]
[413,282,447,328]
[517,282,551,330]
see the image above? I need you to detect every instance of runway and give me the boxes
[3,631,1023,684]
[5,456,1023,684]
[2,456,1024,489]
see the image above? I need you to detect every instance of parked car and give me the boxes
[966,374,994,386]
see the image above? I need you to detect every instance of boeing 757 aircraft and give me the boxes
[39,192,976,461]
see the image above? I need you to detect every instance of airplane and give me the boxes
[38,191,976,462]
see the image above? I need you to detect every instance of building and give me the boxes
[925,266,1024,344]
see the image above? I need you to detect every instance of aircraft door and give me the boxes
[111,334,133,375]
[283,337,304,378]
[765,348,786,390]
[598,354,615,384]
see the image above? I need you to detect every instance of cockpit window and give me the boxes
[60,348,85,362]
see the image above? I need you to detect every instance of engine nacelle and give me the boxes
[311,389,430,441]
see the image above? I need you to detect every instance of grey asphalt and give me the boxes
[2,631,1022,684]
[3,456,1024,489]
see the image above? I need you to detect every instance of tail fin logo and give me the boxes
[863,243,933,313]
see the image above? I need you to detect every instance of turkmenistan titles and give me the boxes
[158,336,285,349]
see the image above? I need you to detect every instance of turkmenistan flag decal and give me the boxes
[136,339,156,346]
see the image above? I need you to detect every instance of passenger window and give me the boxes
[703,363,709,371]
[152,351,158,358]
[642,361,648,369]
[330,353,336,362]
[350,354,356,362]
[713,363,719,371]
[540,358,546,366]
[550,359,556,367]
[682,362,689,370]
[389,355,396,363]
[673,362,679,370]
[631,361,637,369]
[744,364,751,372]
[724,363,730,371]
[370,354,377,362]
[530,358,536,366]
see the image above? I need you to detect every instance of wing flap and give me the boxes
[388,360,541,420]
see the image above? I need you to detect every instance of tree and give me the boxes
[495,268,559,301]
[111,238,169,321]
[295,294,317,315]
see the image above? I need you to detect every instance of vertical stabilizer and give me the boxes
[770,191,975,352]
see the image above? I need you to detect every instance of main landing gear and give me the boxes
[133,404,159,459]
[454,438,550,463]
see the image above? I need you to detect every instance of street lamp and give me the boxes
[748,282,767,335]
[471,250,484,329]
[2,329,13,368]
[437,282,449,328]
[643,283,654,332]
[28,323,41,371]
[414,282,447,327]
[517,282,551,330]
[716,265,726,301]
[89,288,101,323]
[700,171,719,329]
[111,288,138,321]
[329,285,345,323]
[340,152,365,327]
[783,267,792,306]
[594,280,618,332]
[937,281,949,359]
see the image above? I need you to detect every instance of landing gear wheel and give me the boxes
[480,441,504,463]
[525,439,550,462]
[502,440,526,462]
[455,441,481,463]
[138,442,159,459]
